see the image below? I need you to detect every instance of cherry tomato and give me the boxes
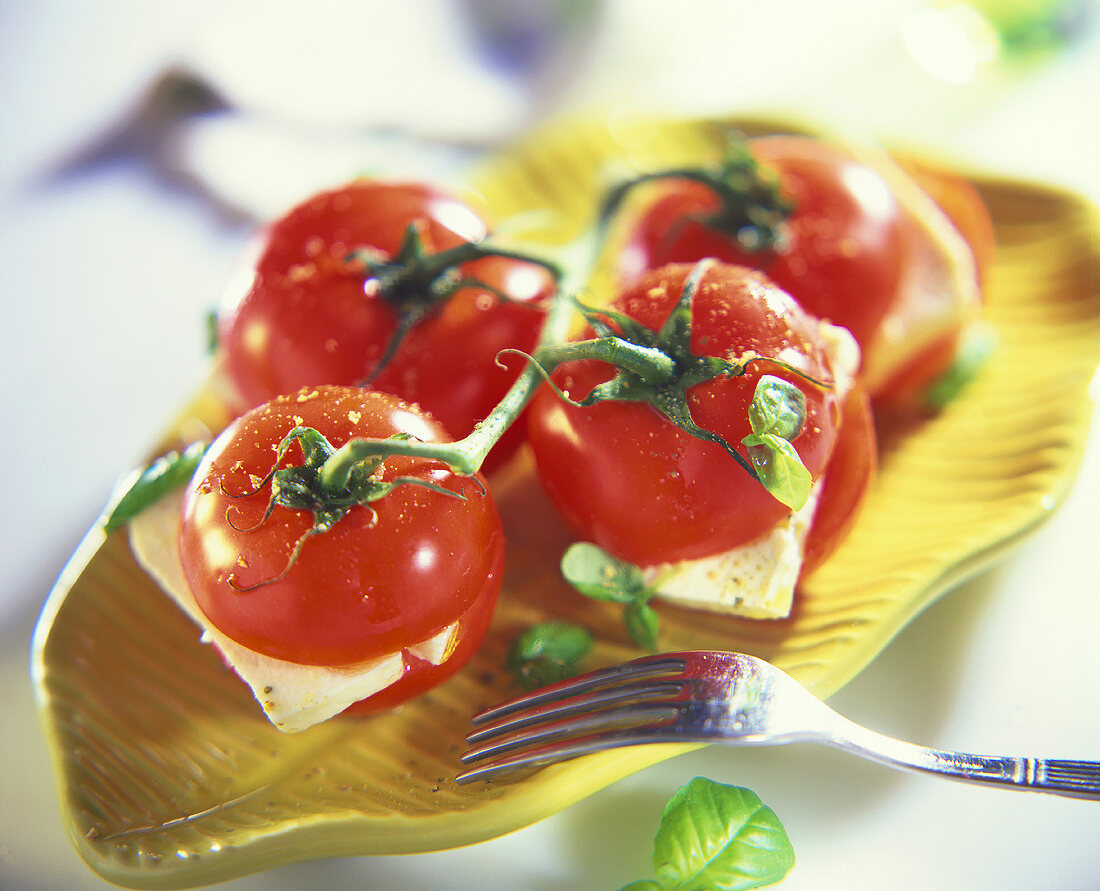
[872,155,995,410]
[618,135,908,356]
[893,153,995,289]
[527,263,871,567]
[178,385,504,707]
[801,385,876,575]
[217,180,553,471]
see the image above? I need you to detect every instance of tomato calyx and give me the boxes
[600,137,793,255]
[223,426,465,591]
[531,260,822,509]
[348,223,562,382]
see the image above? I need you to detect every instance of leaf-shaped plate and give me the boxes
[32,116,1100,888]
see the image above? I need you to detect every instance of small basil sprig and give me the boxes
[561,543,661,650]
[741,374,812,511]
[506,621,593,690]
[923,324,996,411]
[619,778,795,891]
[101,441,208,532]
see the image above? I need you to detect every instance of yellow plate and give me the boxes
[32,116,1100,889]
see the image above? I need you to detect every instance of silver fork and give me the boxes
[456,650,1100,798]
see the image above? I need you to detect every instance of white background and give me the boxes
[3,1,1099,889]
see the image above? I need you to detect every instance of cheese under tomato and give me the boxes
[128,492,457,732]
[647,317,860,619]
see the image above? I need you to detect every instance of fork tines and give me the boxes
[456,654,691,784]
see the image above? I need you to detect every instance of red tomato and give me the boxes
[872,155,995,410]
[178,385,504,707]
[618,135,908,355]
[801,385,876,575]
[217,180,553,471]
[893,153,995,289]
[527,263,871,567]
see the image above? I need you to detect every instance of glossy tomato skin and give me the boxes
[368,253,551,469]
[343,577,498,712]
[800,384,876,575]
[893,153,995,289]
[178,386,504,680]
[618,136,908,354]
[871,155,995,410]
[217,180,552,470]
[527,263,857,567]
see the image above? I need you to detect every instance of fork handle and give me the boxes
[828,719,1100,800]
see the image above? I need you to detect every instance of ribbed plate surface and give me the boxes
[32,116,1100,888]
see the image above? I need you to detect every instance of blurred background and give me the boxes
[3,1,1099,889]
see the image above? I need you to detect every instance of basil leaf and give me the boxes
[506,621,592,690]
[617,882,663,891]
[742,375,812,511]
[923,324,995,410]
[653,778,795,890]
[623,600,660,651]
[101,441,207,532]
[746,374,805,440]
[743,433,812,511]
[561,542,646,603]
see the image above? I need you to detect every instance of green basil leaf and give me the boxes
[747,374,805,440]
[561,542,645,603]
[101,441,207,533]
[742,433,812,512]
[623,600,660,651]
[506,621,593,690]
[653,778,795,891]
[616,882,663,891]
[923,324,996,410]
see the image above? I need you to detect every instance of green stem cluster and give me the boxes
[314,134,803,491]
[315,249,816,509]
[354,224,566,385]
[103,138,817,536]
[317,266,582,485]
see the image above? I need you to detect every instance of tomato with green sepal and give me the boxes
[217,179,557,471]
[616,135,909,355]
[527,261,875,569]
[177,385,504,709]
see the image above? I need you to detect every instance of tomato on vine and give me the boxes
[177,385,504,710]
[527,262,875,569]
[217,179,557,471]
[616,135,909,357]
[612,134,992,410]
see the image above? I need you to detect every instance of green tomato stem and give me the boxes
[318,251,584,487]
[535,336,677,385]
[316,148,788,487]
[424,237,566,283]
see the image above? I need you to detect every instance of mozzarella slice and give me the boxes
[648,318,859,619]
[128,491,456,732]
[646,483,821,619]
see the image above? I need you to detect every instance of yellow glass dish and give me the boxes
[32,116,1100,889]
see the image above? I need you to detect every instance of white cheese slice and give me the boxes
[646,483,821,619]
[128,490,456,733]
[407,622,459,665]
[647,318,859,619]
